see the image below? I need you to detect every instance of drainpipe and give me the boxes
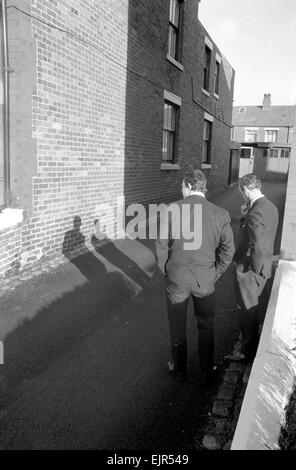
[287,126,292,144]
[1,0,11,206]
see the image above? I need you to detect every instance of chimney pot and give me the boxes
[263,93,271,109]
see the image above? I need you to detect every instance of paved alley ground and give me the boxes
[0,182,287,450]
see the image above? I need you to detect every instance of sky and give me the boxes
[198,0,296,106]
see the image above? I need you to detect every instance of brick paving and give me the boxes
[202,353,252,450]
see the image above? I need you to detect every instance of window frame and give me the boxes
[240,147,253,159]
[264,128,279,143]
[202,113,214,165]
[167,0,183,64]
[202,37,213,95]
[244,127,258,143]
[162,90,181,164]
[214,53,221,98]
[203,45,211,92]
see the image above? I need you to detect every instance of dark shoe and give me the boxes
[168,341,187,380]
[168,361,187,381]
[201,365,221,386]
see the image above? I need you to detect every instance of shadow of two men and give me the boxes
[62,216,151,288]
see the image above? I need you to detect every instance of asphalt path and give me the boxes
[0,182,287,450]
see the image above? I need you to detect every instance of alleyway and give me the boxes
[0,182,287,450]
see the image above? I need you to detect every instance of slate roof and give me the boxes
[232,105,296,127]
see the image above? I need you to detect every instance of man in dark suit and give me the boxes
[155,169,235,383]
[231,173,279,362]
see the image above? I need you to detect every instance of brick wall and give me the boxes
[0,0,234,276]
[124,1,234,205]
[0,223,22,277]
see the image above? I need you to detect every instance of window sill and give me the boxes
[161,163,180,171]
[0,208,24,232]
[202,88,210,97]
[201,163,212,169]
[214,93,219,100]
[166,54,184,71]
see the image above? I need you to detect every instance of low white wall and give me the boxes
[231,260,296,450]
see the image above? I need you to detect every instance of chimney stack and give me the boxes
[262,93,271,109]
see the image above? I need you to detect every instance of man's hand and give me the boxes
[241,202,249,217]
[214,272,221,282]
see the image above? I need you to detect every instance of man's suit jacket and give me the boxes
[155,194,235,290]
[234,196,279,310]
[234,196,279,278]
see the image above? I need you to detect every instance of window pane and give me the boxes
[265,130,278,143]
[202,141,208,163]
[164,102,176,131]
[202,120,211,163]
[270,149,274,158]
[280,149,285,158]
[203,121,210,140]
[241,148,252,158]
[205,47,211,66]
[214,62,220,94]
[162,131,174,161]
[203,67,207,90]
[285,150,290,158]
[245,130,257,142]
[170,0,180,27]
[162,131,168,160]
[168,26,177,58]
[167,133,174,161]
[169,106,176,131]
[203,46,211,90]
[163,99,178,161]
[274,149,279,158]
[163,103,169,129]
[167,105,172,130]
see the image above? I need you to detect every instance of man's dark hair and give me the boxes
[239,173,261,191]
[183,169,207,193]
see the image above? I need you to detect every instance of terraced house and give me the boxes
[0,0,235,277]
[232,93,296,182]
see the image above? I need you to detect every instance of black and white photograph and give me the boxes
[0,0,296,457]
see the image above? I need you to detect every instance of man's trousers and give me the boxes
[235,270,272,360]
[165,266,216,377]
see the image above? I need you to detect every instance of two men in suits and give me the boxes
[231,173,279,362]
[155,169,235,383]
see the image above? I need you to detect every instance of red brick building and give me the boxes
[0,0,235,276]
